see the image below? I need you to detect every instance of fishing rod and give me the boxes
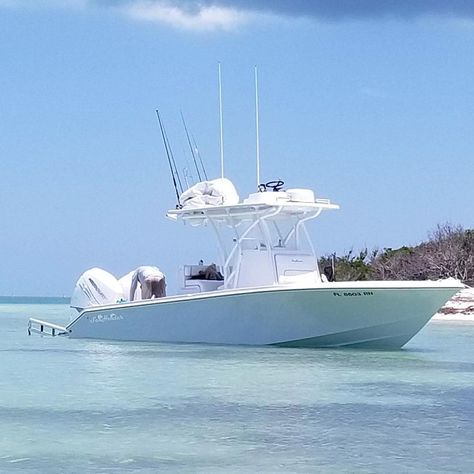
[181,111,209,181]
[182,166,192,189]
[191,132,209,181]
[181,144,195,186]
[155,109,183,208]
[180,111,202,182]
[163,119,184,195]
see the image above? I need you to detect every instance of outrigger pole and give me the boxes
[156,109,183,208]
[218,62,225,179]
[255,65,261,189]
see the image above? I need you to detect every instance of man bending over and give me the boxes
[130,266,166,301]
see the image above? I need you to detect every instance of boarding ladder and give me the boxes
[28,318,69,337]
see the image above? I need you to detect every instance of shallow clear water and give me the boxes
[1,302,473,473]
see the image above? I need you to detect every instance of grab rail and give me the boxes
[28,318,69,337]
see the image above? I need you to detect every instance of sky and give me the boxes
[0,0,473,296]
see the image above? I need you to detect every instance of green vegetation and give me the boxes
[319,224,474,284]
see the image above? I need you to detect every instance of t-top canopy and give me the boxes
[167,197,339,224]
[168,180,338,225]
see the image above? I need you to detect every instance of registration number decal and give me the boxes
[333,291,374,297]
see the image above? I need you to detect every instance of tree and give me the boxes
[320,223,474,283]
[319,249,374,281]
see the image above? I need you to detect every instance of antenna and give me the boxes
[255,65,261,189]
[218,62,224,179]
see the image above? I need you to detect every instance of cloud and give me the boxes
[151,1,474,21]
[4,0,474,31]
[121,1,247,31]
[114,0,474,31]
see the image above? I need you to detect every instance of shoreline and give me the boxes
[431,314,474,325]
[430,286,474,324]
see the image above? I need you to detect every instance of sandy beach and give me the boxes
[431,286,474,324]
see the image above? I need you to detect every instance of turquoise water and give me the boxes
[0,297,69,305]
[1,301,473,473]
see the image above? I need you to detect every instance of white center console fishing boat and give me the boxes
[28,178,464,348]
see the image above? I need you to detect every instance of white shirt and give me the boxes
[130,266,164,300]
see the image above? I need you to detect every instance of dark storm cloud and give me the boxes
[227,0,474,20]
[95,0,474,21]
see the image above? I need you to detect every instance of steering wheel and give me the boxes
[261,180,284,192]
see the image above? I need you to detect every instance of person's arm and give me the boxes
[130,271,138,301]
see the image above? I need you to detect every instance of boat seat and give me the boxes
[184,279,222,293]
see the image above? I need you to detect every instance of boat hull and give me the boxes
[66,283,462,349]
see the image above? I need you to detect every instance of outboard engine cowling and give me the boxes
[71,267,125,311]
[118,271,142,302]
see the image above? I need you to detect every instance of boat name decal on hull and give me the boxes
[88,313,124,323]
